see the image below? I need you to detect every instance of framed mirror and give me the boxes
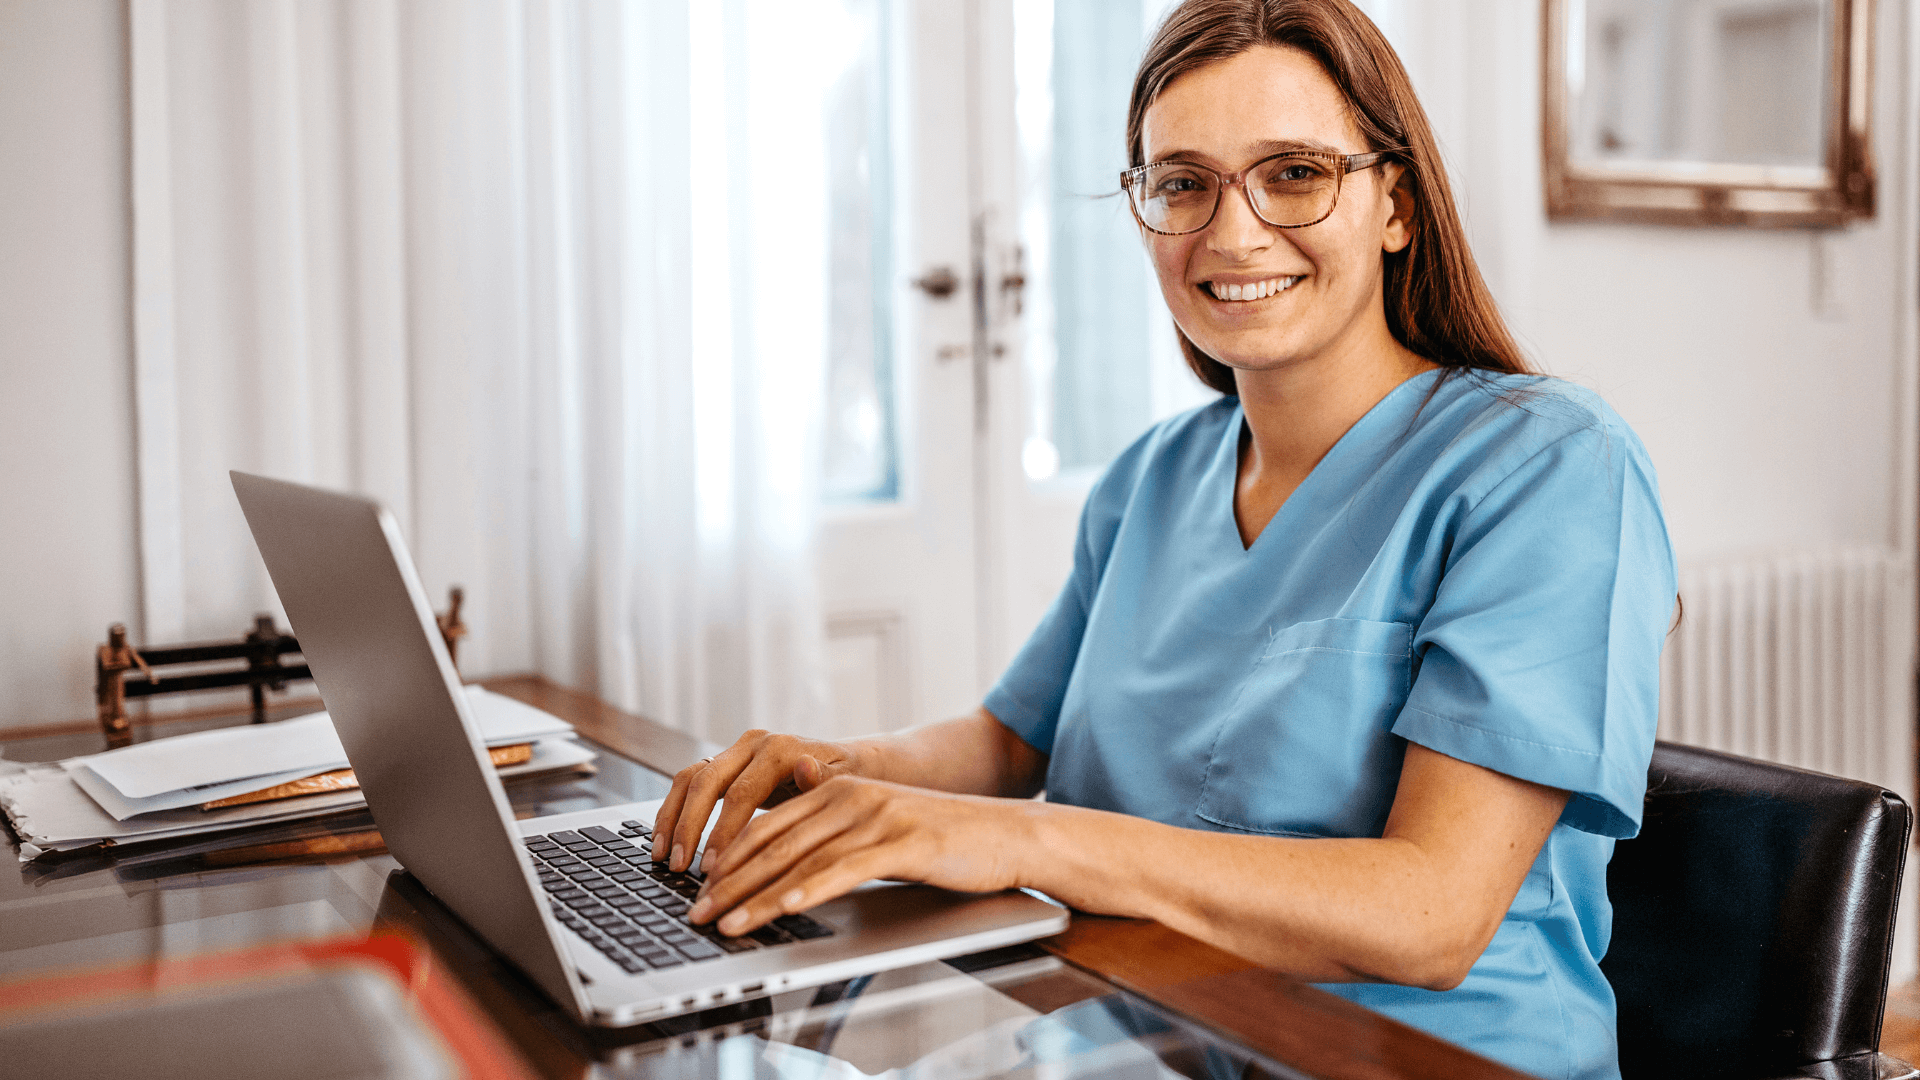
[1542,0,1875,227]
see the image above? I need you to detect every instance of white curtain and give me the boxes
[130,0,829,743]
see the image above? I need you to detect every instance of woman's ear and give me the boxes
[1381,164,1416,254]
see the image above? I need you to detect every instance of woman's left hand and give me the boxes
[686,775,1033,937]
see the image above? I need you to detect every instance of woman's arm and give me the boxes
[688,740,1567,990]
[652,707,1047,871]
[1023,744,1566,987]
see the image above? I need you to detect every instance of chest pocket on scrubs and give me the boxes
[1195,618,1414,839]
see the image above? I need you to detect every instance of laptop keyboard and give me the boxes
[524,820,835,974]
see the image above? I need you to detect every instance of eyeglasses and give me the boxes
[1119,148,1406,235]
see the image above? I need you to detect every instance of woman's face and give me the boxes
[1138,45,1411,378]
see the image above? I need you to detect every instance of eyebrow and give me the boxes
[1147,137,1347,166]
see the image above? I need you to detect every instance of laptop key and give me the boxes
[677,940,722,961]
[579,825,621,844]
[772,914,833,939]
[618,828,642,838]
[655,898,690,915]
[620,819,648,830]
[548,830,593,848]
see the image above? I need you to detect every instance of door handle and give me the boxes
[911,266,960,299]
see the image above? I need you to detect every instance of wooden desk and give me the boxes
[0,676,1526,1080]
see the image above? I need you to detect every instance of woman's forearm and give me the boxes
[1009,746,1568,989]
[1013,804,1466,985]
[845,707,1046,799]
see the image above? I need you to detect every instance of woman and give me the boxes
[661,2,1675,1076]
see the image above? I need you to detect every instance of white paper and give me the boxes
[71,686,575,801]
[65,761,327,821]
[1,736,597,855]
[79,713,346,799]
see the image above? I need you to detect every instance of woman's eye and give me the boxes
[1152,173,1207,197]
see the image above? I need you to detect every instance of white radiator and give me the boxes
[1659,547,1916,800]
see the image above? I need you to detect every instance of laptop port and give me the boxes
[738,982,764,996]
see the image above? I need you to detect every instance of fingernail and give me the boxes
[670,844,685,870]
[781,889,805,911]
[689,898,712,922]
[719,910,748,936]
[650,840,662,860]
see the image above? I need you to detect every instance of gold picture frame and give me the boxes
[1542,0,1875,228]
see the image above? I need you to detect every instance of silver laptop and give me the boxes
[231,471,1067,1026]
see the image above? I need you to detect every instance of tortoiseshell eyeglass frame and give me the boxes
[1119,148,1408,234]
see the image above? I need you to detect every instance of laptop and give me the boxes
[230,471,1068,1026]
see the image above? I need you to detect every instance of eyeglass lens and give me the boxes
[1129,155,1341,233]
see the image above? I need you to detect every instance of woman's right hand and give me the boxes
[651,730,866,872]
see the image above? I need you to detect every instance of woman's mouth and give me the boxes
[1204,276,1301,302]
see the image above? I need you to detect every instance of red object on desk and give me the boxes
[0,932,538,1080]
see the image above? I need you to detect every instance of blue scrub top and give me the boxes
[984,369,1676,1080]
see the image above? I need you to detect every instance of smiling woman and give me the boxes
[654,4,1676,1080]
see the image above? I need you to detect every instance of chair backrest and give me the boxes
[1602,742,1911,1079]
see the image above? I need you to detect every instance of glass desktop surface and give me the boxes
[0,711,1280,1080]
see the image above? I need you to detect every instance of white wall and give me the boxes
[0,0,140,731]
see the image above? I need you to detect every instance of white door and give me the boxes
[815,0,1190,735]
[813,0,984,737]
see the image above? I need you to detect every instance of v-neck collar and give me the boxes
[1211,368,1445,555]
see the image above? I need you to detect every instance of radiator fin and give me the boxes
[1659,548,1914,799]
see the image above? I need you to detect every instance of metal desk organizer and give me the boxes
[91,588,468,750]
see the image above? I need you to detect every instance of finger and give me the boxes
[668,735,763,870]
[707,777,862,882]
[650,761,705,861]
[691,791,868,922]
[716,835,896,937]
[793,753,851,793]
[704,751,802,863]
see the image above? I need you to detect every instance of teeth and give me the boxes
[1209,276,1298,302]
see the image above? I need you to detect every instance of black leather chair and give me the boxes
[1603,741,1913,1080]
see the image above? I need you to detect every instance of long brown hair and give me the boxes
[1128,0,1533,394]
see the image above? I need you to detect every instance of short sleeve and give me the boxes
[1392,415,1676,838]
[983,471,1130,755]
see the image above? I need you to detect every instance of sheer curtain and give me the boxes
[130,0,828,742]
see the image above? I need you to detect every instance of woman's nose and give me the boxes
[1205,181,1277,259]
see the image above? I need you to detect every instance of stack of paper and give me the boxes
[0,687,595,860]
